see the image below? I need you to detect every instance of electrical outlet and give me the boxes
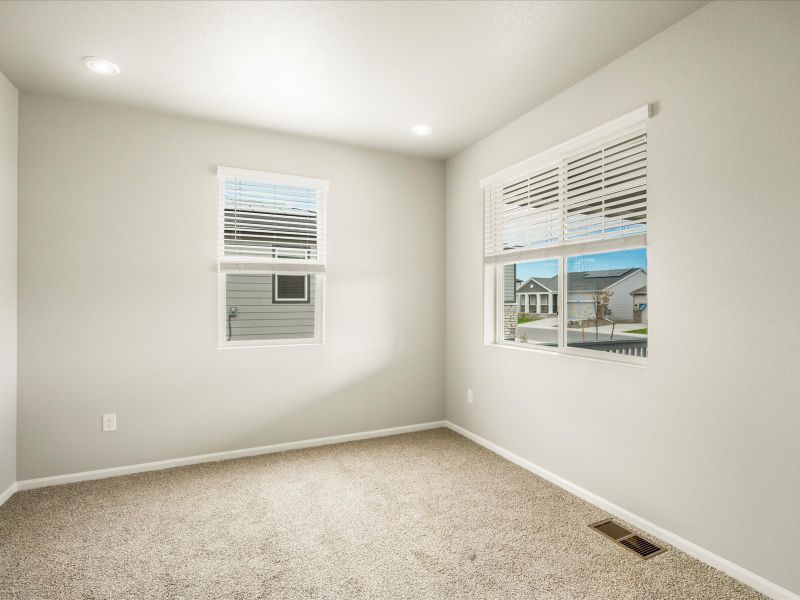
[102,413,117,432]
[466,389,474,404]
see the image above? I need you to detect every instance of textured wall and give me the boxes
[445,2,800,594]
[18,95,445,480]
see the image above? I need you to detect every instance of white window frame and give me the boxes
[483,106,650,366]
[492,242,647,366]
[216,167,328,349]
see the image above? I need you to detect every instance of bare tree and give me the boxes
[590,288,613,340]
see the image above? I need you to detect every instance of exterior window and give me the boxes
[485,106,649,363]
[217,167,327,347]
[273,274,310,303]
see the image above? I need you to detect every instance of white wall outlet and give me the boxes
[102,413,117,432]
[466,389,474,404]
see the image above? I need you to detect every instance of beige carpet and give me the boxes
[0,428,764,599]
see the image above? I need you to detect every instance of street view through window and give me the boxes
[503,249,647,358]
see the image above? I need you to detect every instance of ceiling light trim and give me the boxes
[82,56,121,76]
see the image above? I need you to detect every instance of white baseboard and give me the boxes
[0,481,17,508]
[8,419,795,598]
[444,420,798,600]
[15,420,446,492]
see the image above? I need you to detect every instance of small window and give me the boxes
[273,274,310,303]
[217,167,327,347]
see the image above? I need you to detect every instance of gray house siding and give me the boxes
[606,270,647,321]
[226,274,315,341]
[503,264,517,304]
[517,279,551,294]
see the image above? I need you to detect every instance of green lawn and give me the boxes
[626,327,648,335]
[518,316,542,324]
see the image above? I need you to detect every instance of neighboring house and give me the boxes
[632,285,648,324]
[516,277,559,316]
[226,273,316,341]
[515,268,647,322]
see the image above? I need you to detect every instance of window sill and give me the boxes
[218,340,324,350]
[487,341,647,368]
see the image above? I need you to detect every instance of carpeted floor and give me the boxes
[0,428,764,599]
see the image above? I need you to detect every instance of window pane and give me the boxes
[503,259,559,346]
[222,178,322,261]
[225,273,316,342]
[566,249,647,358]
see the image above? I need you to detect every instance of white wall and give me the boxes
[445,1,800,595]
[18,94,445,480]
[0,70,18,495]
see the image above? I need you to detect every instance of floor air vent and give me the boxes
[590,519,666,559]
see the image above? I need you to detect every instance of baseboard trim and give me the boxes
[444,420,798,600]
[0,481,18,508]
[16,420,446,492]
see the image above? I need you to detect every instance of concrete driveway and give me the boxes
[516,318,645,345]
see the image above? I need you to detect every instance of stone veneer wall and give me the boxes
[503,304,517,341]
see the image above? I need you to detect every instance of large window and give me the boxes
[217,167,327,347]
[486,106,649,363]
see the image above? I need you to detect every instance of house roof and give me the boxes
[631,285,647,295]
[516,268,645,294]
[516,279,551,294]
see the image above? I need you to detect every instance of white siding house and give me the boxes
[516,268,647,322]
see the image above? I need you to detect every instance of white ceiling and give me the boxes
[0,1,706,158]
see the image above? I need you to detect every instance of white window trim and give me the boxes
[217,166,329,192]
[216,166,328,349]
[491,242,647,366]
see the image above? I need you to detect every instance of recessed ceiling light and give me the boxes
[82,56,120,76]
[411,124,433,136]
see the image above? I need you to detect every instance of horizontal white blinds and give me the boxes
[485,164,562,257]
[563,129,646,242]
[218,169,327,271]
[484,109,648,263]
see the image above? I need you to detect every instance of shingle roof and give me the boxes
[516,268,643,293]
